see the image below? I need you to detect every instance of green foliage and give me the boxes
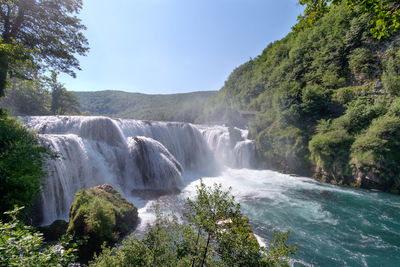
[332,85,370,105]
[67,185,138,261]
[185,181,262,266]
[0,73,81,116]
[0,112,53,219]
[334,98,387,135]
[0,0,88,96]
[294,0,400,39]
[80,194,116,241]
[254,123,310,174]
[309,97,387,183]
[309,128,354,182]
[48,72,80,115]
[0,38,33,95]
[90,237,152,267]
[387,97,400,116]
[265,231,298,267]
[0,206,78,266]
[0,78,51,115]
[351,114,400,190]
[382,43,400,96]
[90,182,297,266]
[293,0,342,32]
[348,47,379,81]
[90,211,198,267]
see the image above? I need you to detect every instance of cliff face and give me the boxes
[202,3,400,193]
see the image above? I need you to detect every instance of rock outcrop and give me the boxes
[66,184,138,261]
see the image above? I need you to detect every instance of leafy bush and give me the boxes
[0,111,53,220]
[255,123,310,174]
[351,115,400,190]
[387,97,400,116]
[333,98,387,135]
[309,128,354,183]
[0,206,78,266]
[309,97,388,183]
[382,45,400,96]
[348,47,379,81]
[332,85,370,105]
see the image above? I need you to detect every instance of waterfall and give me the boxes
[22,116,256,225]
[199,125,255,168]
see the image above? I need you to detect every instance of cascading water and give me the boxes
[22,116,254,225]
[21,116,400,266]
[199,125,255,168]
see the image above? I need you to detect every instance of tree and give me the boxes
[186,180,297,267]
[294,0,400,39]
[0,77,51,115]
[0,0,89,97]
[0,111,53,219]
[89,205,206,267]
[48,72,80,115]
[293,0,342,32]
[185,182,245,266]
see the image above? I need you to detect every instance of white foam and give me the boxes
[22,116,256,225]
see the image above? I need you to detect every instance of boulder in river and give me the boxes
[66,184,138,261]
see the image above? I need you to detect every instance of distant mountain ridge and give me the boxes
[73,90,217,123]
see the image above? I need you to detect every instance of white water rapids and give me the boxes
[22,116,255,225]
[22,116,400,266]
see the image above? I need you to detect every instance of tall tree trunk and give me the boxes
[200,233,211,267]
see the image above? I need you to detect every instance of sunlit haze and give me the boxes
[59,0,303,94]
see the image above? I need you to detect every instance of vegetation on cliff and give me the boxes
[293,0,400,39]
[200,1,400,192]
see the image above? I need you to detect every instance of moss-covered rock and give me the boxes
[67,184,138,261]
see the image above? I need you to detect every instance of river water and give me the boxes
[136,168,400,267]
[23,116,400,266]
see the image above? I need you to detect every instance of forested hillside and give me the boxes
[74,90,216,123]
[200,1,400,193]
[0,73,81,116]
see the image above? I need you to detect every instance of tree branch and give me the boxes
[10,0,30,39]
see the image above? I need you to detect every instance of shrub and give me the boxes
[309,128,354,182]
[351,115,400,190]
[0,206,78,266]
[348,47,379,81]
[382,45,400,96]
[0,111,53,220]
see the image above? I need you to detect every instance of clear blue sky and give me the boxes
[59,0,303,94]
